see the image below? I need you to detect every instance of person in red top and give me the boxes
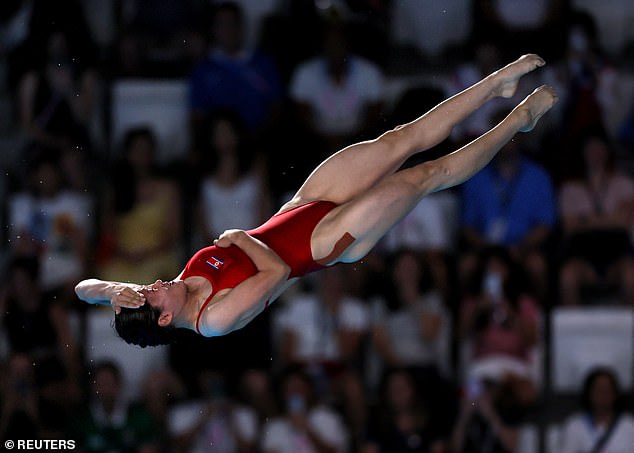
[75,54,557,347]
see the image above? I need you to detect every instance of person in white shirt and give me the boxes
[559,367,634,453]
[261,367,348,453]
[9,153,92,294]
[168,371,258,453]
[275,266,369,436]
[289,19,385,154]
[277,266,369,365]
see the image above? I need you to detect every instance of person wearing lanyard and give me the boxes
[460,126,557,299]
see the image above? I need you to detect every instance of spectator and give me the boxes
[70,361,160,453]
[450,375,527,453]
[8,151,93,298]
[381,189,456,299]
[0,256,81,400]
[168,370,258,453]
[541,9,621,180]
[110,0,213,78]
[458,247,541,407]
[59,141,95,194]
[559,367,634,453]
[389,0,470,63]
[471,0,568,61]
[289,18,385,155]
[369,249,450,384]
[16,28,99,152]
[188,1,283,144]
[1,257,64,355]
[197,110,272,245]
[236,368,279,428]
[448,41,516,145]
[139,368,186,448]
[1,0,97,97]
[381,85,458,296]
[261,367,348,453]
[97,126,182,284]
[361,368,448,453]
[459,126,557,300]
[0,353,40,440]
[276,265,369,437]
[0,351,78,439]
[558,130,634,305]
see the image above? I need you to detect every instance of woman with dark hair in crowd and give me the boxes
[75,54,557,347]
[197,109,272,244]
[458,246,541,407]
[361,368,447,453]
[559,366,634,453]
[369,248,456,435]
[96,126,182,285]
[558,129,634,305]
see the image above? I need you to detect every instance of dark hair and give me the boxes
[111,126,158,213]
[273,365,315,408]
[580,127,616,173]
[580,366,623,414]
[376,367,429,430]
[122,126,157,154]
[114,304,175,348]
[201,108,253,176]
[381,248,434,312]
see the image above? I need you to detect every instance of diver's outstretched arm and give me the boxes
[75,279,146,314]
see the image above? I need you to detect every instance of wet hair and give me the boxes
[114,304,175,348]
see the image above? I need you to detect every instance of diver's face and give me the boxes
[142,279,187,326]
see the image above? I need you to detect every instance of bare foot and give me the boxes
[515,85,558,132]
[492,54,546,98]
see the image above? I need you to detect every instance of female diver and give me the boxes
[75,54,558,347]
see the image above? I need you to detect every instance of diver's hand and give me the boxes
[110,284,145,314]
[214,229,248,248]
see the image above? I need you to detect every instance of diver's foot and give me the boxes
[514,85,559,132]
[492,53,546,99]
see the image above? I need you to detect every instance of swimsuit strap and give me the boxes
[195,294,215,335]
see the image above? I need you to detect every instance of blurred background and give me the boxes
[0,0,633,452]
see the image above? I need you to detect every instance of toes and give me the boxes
[520,53,545,68]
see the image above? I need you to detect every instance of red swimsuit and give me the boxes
[181,201,338,334]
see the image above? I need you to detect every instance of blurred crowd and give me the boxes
[0,1,633,452]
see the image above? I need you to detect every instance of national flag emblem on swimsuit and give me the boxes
[206,257,224,270]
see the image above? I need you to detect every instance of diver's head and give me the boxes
[114,279,186,347]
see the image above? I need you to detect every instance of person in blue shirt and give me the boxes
[460,128,557,300]
[188,1,283,143]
